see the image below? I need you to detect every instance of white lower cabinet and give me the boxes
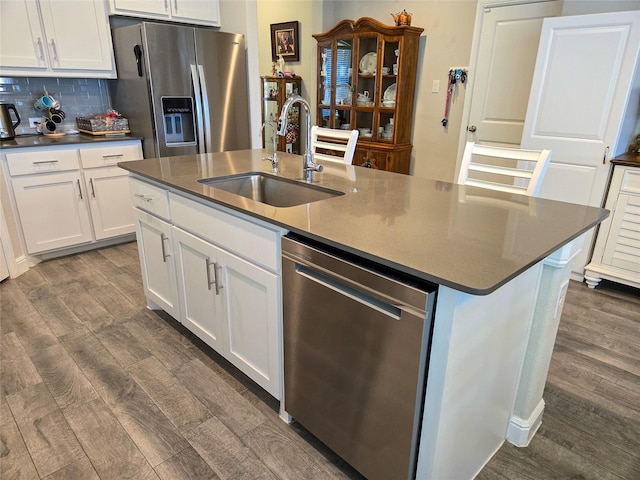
[585,164,640,289]
[2,140,142,255]
[11,170,94,253]
[135,209,180,319]
[129,176,283,399]
[84,166,135,240]
[173,225,280,397]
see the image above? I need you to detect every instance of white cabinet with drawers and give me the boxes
[0,0,116,78]
[585,162,640,289]
[129,175,284,399]
[2,140,142,255]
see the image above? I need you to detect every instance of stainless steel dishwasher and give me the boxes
[282,234,435,480]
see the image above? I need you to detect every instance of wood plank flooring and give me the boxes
[1,241,639,479]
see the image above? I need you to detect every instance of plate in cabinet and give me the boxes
[359,52,377,74]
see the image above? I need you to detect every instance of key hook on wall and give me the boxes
[442,67,468,128]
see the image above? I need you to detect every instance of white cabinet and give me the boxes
[172,219,280,398]
[172,227,225,352]
[0,0,116,78]
[135,209,180,319]
[11,170,94,253]
[109,0,220,26]
[585,163,640,289]
[80,143,140,241]
[129,176,283,399]
[2,140,142,255]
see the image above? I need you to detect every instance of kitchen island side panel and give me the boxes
[417,263,543,480]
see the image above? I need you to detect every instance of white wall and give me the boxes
[253,0,640,181]
[256,0,477,180]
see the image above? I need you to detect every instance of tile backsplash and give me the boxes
[0,77,112,134]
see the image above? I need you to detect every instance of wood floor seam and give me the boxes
[1,242,638,480]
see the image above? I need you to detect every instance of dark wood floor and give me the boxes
[1,241,639,480]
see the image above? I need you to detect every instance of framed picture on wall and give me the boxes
[271,21,299,62]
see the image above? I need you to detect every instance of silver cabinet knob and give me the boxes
[468,125,477,133]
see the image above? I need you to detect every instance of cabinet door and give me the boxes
[135,210,180,319]
[602,193,640,272]
[0,0,47,70]
[172,227,225,354]
[172,0,220,25]
[85,167,135,240]
[38,0,115,72]
[11,171,93,254]
[111,0,168,16]
[221,249,280,399]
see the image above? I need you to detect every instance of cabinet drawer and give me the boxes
[620,168,640,195]
[129,177,170,221]
[6,149,79,176]
[80,142,142,168]
[170,193,280,272]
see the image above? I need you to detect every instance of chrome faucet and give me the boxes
[277,94,323,183]
[261,118,279,173]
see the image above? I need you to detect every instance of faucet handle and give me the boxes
[305,162,323,173]
[262,155,279,173]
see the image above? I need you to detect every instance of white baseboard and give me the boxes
[507,399,545,447]
[10,254,30,278]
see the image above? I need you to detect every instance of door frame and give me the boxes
[455,0,560,180]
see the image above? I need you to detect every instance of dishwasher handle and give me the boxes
[295,263,402,320]
[282,236,433,313]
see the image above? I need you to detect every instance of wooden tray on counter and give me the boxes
[78,129,131,136]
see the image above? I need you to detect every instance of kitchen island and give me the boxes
[119,149,607,480]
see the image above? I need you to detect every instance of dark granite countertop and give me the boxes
[118,149,609,295]
[611,152,640,168]
[0,133,143,149]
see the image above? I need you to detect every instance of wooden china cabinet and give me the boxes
[313,17,424,174]
[260,76,303,154]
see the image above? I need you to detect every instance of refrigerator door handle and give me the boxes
[197,64,212,153]
[190,63,206,154]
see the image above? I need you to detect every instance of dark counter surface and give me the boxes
[118,149,609,295]
[611,152,640,168]
[0,133,142,149]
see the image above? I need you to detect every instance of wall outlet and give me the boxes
[432,79,440,93]
[554,280,570,319]
[29,117,42,128]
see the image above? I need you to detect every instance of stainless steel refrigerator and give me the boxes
[109,22,250,159]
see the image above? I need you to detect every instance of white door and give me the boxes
[135,210,180,319]
[111,0,168,16]
[0,0,47,69]
[38,0,114,72]
[172,0,220,24]
[86,167,136,240]
[465,1,562,148]
[222,248,280,399]
[11,171,93,254]
[172,227,225,354]
[521,10,640,274]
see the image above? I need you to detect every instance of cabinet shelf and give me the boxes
[313,17,423,174]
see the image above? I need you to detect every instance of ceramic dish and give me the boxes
[383,83,397,101]
[43,132,67,137]
[359,52,377,74]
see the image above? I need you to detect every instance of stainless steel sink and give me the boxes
[198,172,344,207]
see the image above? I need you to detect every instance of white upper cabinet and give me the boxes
[110,0,220,26]
[0,0,116,78]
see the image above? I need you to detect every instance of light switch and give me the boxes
[432,80,440,93]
